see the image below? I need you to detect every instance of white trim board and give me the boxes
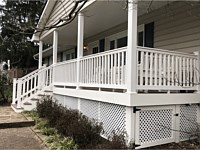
[53,87,200,107]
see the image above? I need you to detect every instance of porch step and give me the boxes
[1,106,34,128]
[37,93,46,97]
[0,120,35,129]
[44,90,53,93]
[31,98,39,101]
[23,102,32,105]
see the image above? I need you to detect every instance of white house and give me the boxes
[12,0,200,148]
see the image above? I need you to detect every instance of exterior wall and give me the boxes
[138,1,200,53]
[40,2,200,62]
[85,1,200,54]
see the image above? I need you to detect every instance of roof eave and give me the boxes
[32,0,56,42]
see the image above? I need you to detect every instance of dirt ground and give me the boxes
[146,140,200,149]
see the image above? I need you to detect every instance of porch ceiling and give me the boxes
[42,1,171,49]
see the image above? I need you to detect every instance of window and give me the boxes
[63,49,76,61]
[92,47,99,54]
[138,31,144,46]
[99,39,105,52]
[145,22,154,48]
[117,36,127,48]
[110,40,115,50]
[138,23,154,48]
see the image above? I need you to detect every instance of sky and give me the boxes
[0,0,4,5]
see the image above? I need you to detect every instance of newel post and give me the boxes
[76,12,84,89]
[16,79,22,109]
[126,0,138,94]
[12,78,17,105]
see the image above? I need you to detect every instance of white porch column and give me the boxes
[53,30,58,65]
[39,41,43,69]
[76,13,84,89]
[126,0,138,94]
[197,51,200,93]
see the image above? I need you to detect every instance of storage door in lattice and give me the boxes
[135,106,176,149]
[180,104,199,141]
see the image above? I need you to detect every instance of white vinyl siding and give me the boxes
[138,1,200,53]
[40,0,74,38]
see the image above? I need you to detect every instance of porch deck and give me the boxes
[54,46,198,93]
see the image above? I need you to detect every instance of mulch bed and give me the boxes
[146,140,200,149]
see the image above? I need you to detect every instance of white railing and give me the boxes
[38,65,53,90]
[12,65,53,108]
[51,46,197,91]
[137,47,198,90]
[54,59,77,86]
[13,47,197,103]
[79,47,127,89]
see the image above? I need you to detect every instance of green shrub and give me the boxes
[50,137,77,150]
[37,96,54,118]
[37,97,103,148]
[42,127,57,136]
[37,97,128,149]
[46,134,61,144]
[35,119,48,130]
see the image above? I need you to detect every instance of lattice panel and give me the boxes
[100,102,126,137]
[138,108,173,144]
[80,99,99,121]
[180,104,198,141]
[53,94,64,106]
[64,96,78,110]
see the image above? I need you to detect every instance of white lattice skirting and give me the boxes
[53,94,200,149]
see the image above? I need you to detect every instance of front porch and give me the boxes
[12,0,200,110]
[11,1,200,148]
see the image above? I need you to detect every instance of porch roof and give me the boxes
[32,0,172,44]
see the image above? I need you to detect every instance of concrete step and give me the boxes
[31,98,39,101]
[2,106,35,128]
[44,90,53,93]
[23,102,32,105]
[0,120,35,129]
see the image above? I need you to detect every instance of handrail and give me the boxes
[13,65,54,108]
[21,66,45,80]
[80,47,127,60]
[54,59,77,67]
[137,46,197,58]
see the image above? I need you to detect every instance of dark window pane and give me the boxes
[92,47,99,54]
[145,22,154,48]
[110,40,115,50]
[117,36,127,48]
[99,39,105,52]
[138,31,144,46]
[75,47,77,58]
[60,52,63,62]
